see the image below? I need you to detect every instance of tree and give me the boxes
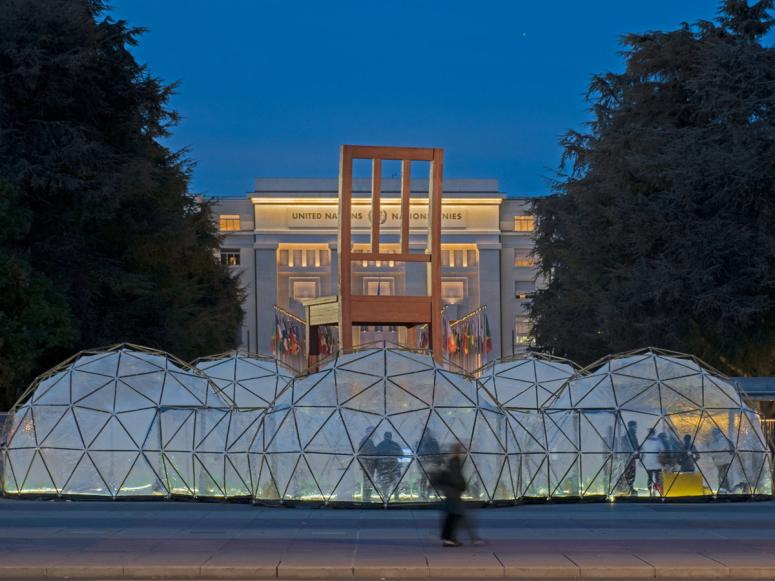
[0,181,76,409]
[531,0,775,375]
[0,0,244,403]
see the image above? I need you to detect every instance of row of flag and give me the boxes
[445,310,493,355]
[317,325,338,356]
[271,311,303,355]
[273,307,491,359]
[415,310,493,356]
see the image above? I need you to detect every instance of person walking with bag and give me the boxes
[435,443,483,547]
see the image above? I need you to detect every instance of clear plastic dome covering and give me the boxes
[478,353,577,409]
[2,343,770,504]
[543,349,772,498]
[477,353,578,498]
[2,344,231,498]
[192,351,293,408]
[248,343,516,505]
[152,352,294,499]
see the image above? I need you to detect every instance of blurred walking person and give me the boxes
[434,443,482,547]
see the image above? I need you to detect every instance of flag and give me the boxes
[446,318,457,353]
[282,318,290,353]
[485,314,493,353]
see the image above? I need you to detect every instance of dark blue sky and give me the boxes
[109,1,770,198]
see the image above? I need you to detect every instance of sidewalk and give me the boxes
[1,499,775,579]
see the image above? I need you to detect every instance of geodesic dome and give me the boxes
[248,342,516,506]
[155,406,264,499]
[152,352,294,499]
[478,352,577,409]
[477,353,578,499]
[544,348,772,499]
[193,351,293,408]
[2,344,230,498]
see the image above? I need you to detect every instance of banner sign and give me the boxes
[286,205,467,229]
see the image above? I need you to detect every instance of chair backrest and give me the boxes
[337,145,444,360]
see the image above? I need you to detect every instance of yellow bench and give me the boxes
[662,471,710,497]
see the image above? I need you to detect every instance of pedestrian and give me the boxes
[417,429,441,500]
[641,428,663,495]
[435,443,483,547]
[710,427,733,492]
[621,420,639,495]
[679,434,699,472]
[358,426,377,501]
[375,431,403,501]
[657,432,679,471]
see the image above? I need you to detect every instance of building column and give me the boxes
[255,245,278,356]
[478,247,502,359]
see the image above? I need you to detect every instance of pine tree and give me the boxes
[531,0,775,374]
[0,181,75,408]
[0,0,244,401]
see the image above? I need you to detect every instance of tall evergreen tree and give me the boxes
[532,0,775,375]
[0,181,75,409]
[0,0,244,403]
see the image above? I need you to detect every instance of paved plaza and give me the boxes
[1,500,775,579]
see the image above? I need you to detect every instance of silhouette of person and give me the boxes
[622,420,639,495]
[679,434,699,472]
[375,431,403,501]
[710,427,733,493]
[657,432,679,471]
[358,426,377,501]
[417,429,441,500]
[641,428,663,495]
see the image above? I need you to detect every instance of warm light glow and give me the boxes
[251,197,504,206]
[514,215,535,232]
[219,214,241,231]
[277,244,330,269]
[514,249,534,267]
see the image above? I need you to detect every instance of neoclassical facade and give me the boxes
[213,178,540,359]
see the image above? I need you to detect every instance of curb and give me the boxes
[0,563,774,579]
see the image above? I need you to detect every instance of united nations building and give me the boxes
[213,178,541,360]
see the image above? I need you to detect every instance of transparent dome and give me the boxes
[2,344,230,498]
[478,352,577,409]
[477,353,578,499]
[248,343,515,506]
[193,351,293,408]
[156,352,293,499]
[544,349,772,499]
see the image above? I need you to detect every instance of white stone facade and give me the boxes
[213,179,541,359]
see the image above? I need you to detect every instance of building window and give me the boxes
[364,277,393,296]
[515,316,531,345]
[513,249,534,267]
[514,215,535,233]
[290,278,319,302]
[441,245,478,268]
[515,281,534,299]
[220,249,241,266]
[278,246,330,268]
[219,214,241,231]
[441,279,466,304]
